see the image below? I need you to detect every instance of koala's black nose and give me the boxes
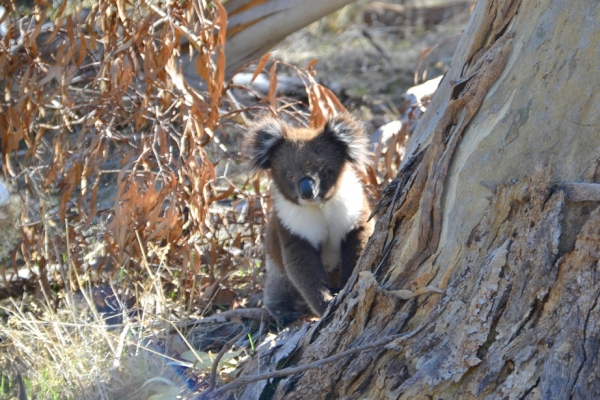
[298,177,316,200]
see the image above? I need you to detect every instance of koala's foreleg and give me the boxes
[282,238,333,316]
[339,226,370,291]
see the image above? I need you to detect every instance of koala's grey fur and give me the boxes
[244,115,374,324]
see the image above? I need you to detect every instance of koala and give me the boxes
[244,115,374,324]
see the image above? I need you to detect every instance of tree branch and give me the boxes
[179,308,271,330]
[208,328,248,391]
[198,332,408,399]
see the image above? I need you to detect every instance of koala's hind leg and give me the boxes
[263,256,310,325]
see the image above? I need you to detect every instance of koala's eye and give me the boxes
[287,172,294,180]
[322,169,328,178]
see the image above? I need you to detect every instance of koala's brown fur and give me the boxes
[244,115,374,324]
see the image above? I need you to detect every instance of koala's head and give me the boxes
[244,115,368,205]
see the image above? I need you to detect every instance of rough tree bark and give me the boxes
[235,0,600,399]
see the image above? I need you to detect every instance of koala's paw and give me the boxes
[267,307,303,326]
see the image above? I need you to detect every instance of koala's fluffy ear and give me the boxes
[323,114,369,166]
[244,119,286,170]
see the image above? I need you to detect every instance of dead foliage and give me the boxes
[0,0,415,305]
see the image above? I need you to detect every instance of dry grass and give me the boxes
[0,0,449,398]
[0,1,273,397]
[0,279,257,398]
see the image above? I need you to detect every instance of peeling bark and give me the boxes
[234,1,600,399]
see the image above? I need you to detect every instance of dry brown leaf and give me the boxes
[307,59,319,69]
[266,63,278,110]
[251,53,271,84]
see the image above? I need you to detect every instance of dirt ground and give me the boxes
[273,0,472,131]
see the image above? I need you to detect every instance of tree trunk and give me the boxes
[236,0,600,398]
[222,0,356,76]
[178,0,356,82]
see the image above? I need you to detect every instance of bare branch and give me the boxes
[208,328,248,391]
[198,333,408,399]
[180,308,271,329]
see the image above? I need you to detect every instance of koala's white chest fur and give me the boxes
[273,168,365,272]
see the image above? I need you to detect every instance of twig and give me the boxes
[208,328,248,391]
[199,333,407,399]
[361,29,393,69]
[147,3,205,52]
[180,308,271,330]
